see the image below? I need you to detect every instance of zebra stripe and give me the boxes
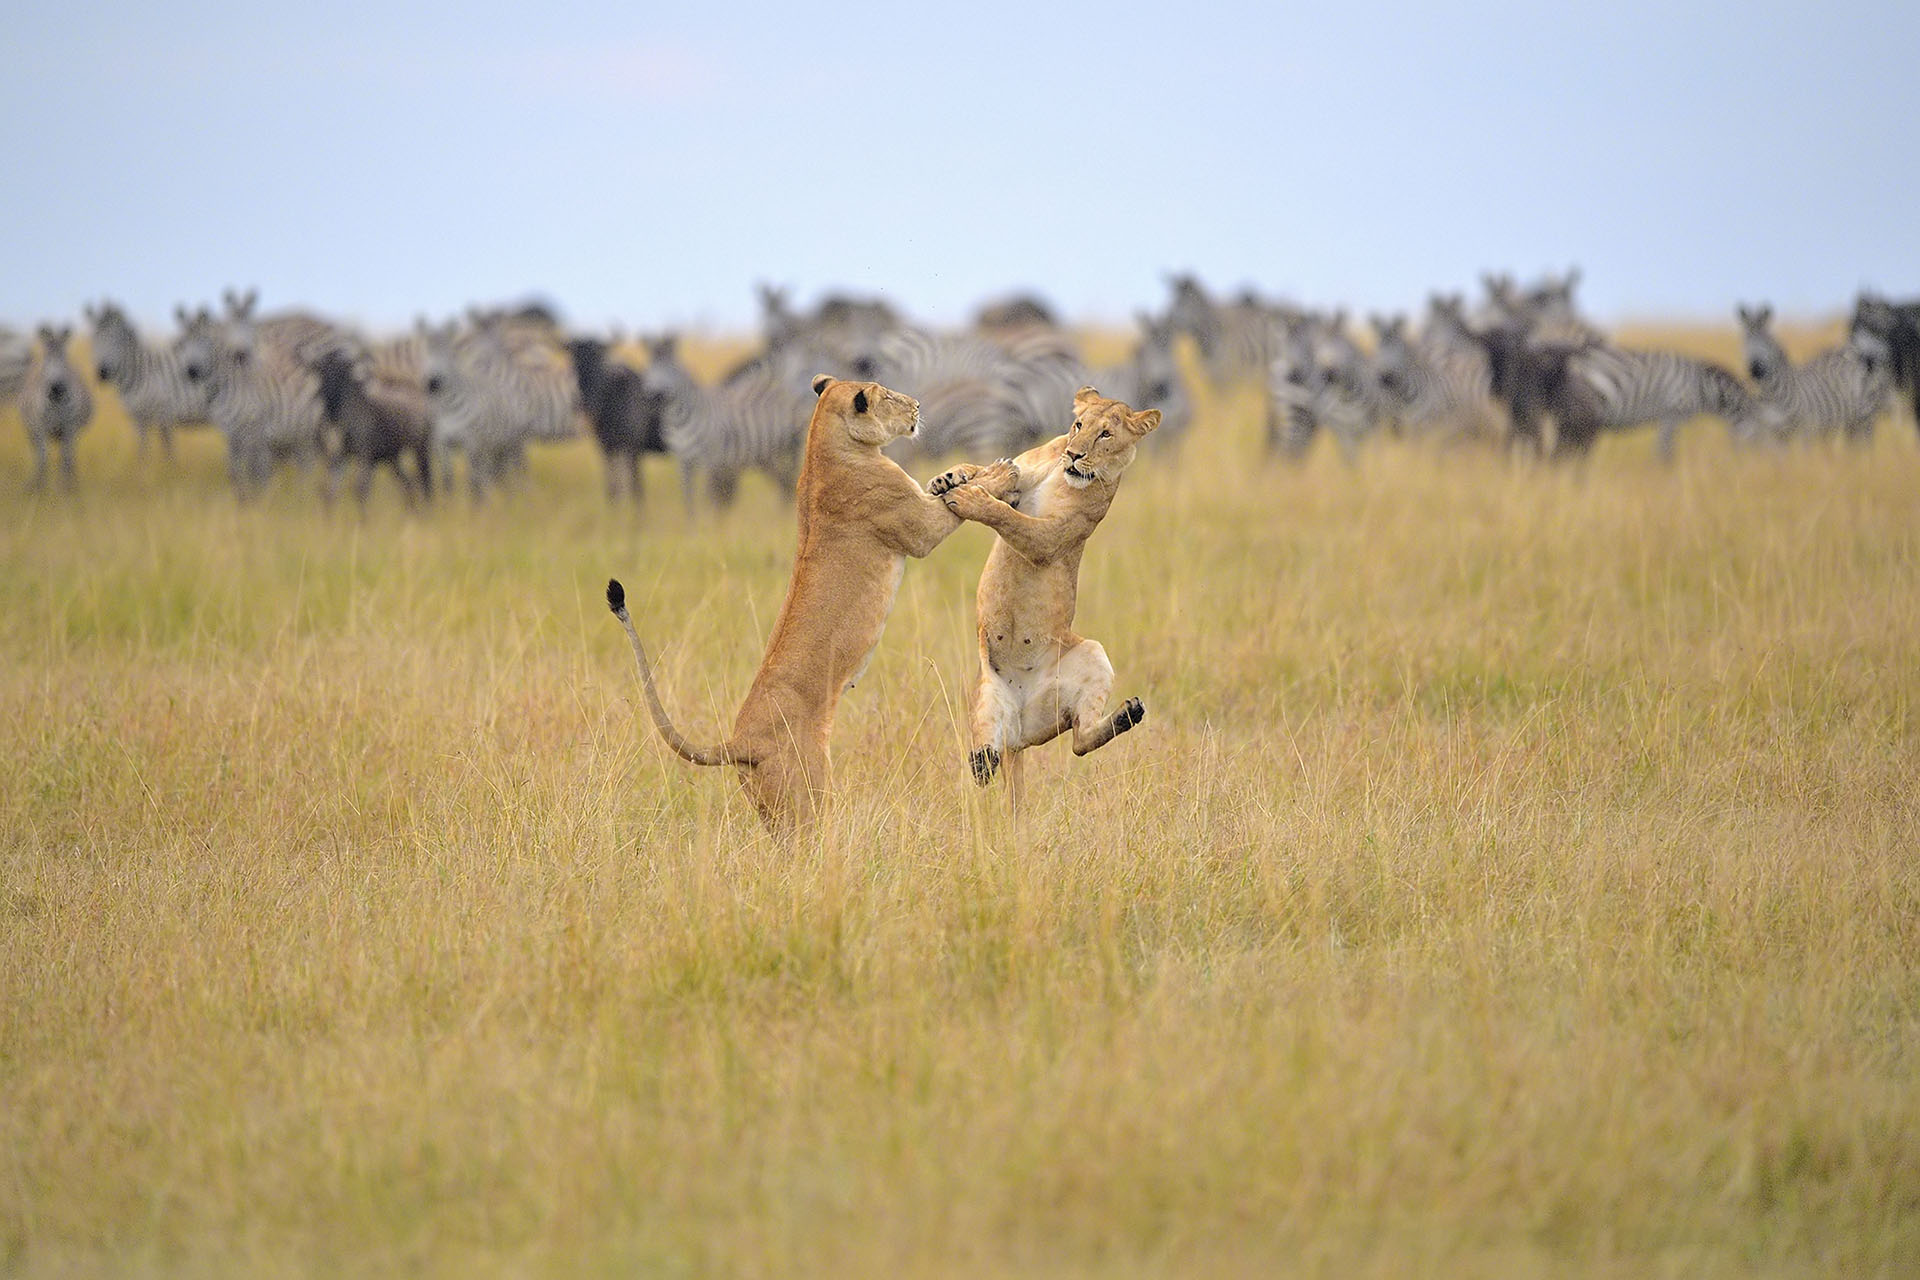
[420,318,580,499]
[1162,275,1278,389]
[1092,313,1193,451]
[862,326,1056,461]
[1570,344,1766,458]
[1371,314,1500,444]
[640,334,811,509]
[85,301,213,461]
[1267,312,1383,462]
[0,325,30,408]
[174,307,327,496]
[1738,304,1888,442]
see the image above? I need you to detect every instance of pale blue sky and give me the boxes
[3,0,1914,332]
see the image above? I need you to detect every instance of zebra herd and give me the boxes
[1163,270,1918,462]
[3,274,1917,500]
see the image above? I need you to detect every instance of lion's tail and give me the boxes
[605,579,757,769]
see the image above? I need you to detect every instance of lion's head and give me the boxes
[811,374,921,447]
[1061,387,1160,487]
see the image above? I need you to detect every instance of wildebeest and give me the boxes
[565,336,667,504]
[312,349,432,509]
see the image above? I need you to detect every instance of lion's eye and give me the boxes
[1071,421,1081,430]
[1098,429,1111,441]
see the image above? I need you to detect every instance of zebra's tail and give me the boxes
[605,579,756,769]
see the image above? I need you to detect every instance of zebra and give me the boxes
[0,326,31,410]
[973,293,1060,333]
[1851,293,1920,434]
[84,301,213,462]
[174,305,328,496]
[220,288,359,369]
[1093,311,1194,453]
[1738,303,1889,443]
[419,316,579,500]
[640,332,812,510]
[1163,275,1279,389]
[20,325,96,491]
[1484,268,1599,344]
[1562,341,1766,458]
[1370,313,1501,444]
[750,284,901,381]
[1267,311,1383,462]
[859,325,1058,462]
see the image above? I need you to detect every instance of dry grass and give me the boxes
[2,328,1918,1276]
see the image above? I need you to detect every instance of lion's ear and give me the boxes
[1130,408,1162,436]
[851,389,868,414]
[1072,385,1101,409]
[812,373,834,396]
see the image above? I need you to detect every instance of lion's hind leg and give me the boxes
[969,662,1022,787]
[1051,639,1144,757]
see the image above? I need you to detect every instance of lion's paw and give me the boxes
[969,745,1001,787]
[928,465,977,497]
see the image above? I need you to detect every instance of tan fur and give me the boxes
[930,387,1159,798]
[610,375,964,828]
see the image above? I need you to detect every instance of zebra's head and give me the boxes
[417,318,463,398]
[638,334,693,400]
[30,324,92,424]
[1735,303,1785,383]
[1370,315,1413,396]
[85,301,134,384]
[1850,295,1901,373]
[173,308,224,392]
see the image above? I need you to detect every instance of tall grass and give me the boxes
[2,328,1917,1276]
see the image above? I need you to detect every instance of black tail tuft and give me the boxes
[606,579,627,615]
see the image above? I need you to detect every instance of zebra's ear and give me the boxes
[812,373,834,397]
[1757,303,1773,326]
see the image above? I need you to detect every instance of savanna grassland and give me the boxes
[3,328,1918,1277]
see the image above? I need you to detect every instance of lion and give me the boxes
[929,386,1159,804]
[607,374,965,828]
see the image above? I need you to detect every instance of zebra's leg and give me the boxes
[627,450,644,506]
[134,420,152,464]
[59,435,78,491]
[322,455,345,507]
[414,443,433,506]
[706,468,739,509]
[602,448,620,503]
[28,433,48,493]
[352,458,375,508]
[159,422,175,465]
[1655,417,1679,464]
[678,458,699,515]
[469,447,490,502]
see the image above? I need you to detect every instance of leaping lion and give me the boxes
[608,375,965,828]
[930,386,1159,804]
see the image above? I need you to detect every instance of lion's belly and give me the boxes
[846,555,906,690]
